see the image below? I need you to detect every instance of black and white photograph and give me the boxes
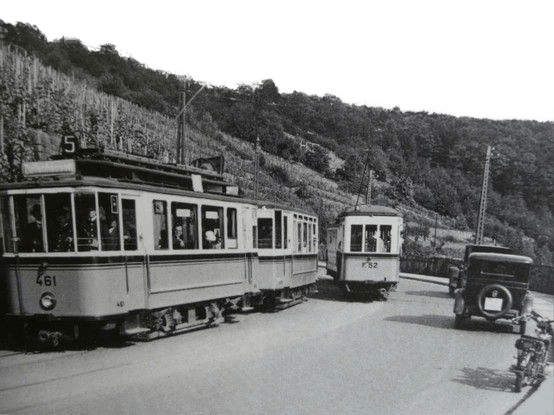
[0,1,553,414]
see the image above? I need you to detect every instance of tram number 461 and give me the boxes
[36,275,57,286]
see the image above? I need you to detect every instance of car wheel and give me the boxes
[477,284,513,319]
[454,314,467,328]
[515,372,523,392]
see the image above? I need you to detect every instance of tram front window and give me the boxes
[75,193,98,251]
[350,225,363,252]
[380,225,392,253]
[364,225,377,252]
[11,194,75,253]
[98,193,120,251]
[14,195,44,253]
[45,194,74,252]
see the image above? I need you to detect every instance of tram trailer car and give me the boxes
[0,147,318,347]
[326,205,403,300]
[254,205,318,309]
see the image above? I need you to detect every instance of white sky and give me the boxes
[2,0,553,121]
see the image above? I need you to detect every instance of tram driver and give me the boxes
[53,207,73,251]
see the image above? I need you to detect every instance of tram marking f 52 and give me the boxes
[0,146,318,347]
[326,205,403,300]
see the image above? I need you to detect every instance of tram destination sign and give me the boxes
[23,159,77,178]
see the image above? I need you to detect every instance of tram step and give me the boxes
[241,306,255,312]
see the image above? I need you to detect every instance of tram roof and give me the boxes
[338,204,400,218]
[5,148,239,196]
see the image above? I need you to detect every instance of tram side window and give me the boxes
[380,225,392,253]
[258,218,273,249]
[202,206,224,249]
[45,193,74,252]
[312,223,318,251]
[153,200,168,250]
[99,193,120,251]
[171,202,198,249]
[122,199,137,250]
[297,222,302,252]
[350,225,363,252]
[75,193,98,251]
[14,195,44,253]
[275,211,282,249]
[227,208,237,249]
[283,215,288,249]
[364,225,377,252]
[0,197,11,253]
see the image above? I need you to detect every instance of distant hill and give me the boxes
[1,20,553,264]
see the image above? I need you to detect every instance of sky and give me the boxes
[2,0,553,122]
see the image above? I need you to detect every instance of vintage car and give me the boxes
[453,252,534,334]
[448,244,514,296]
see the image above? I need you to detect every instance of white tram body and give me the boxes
[0,148,318,345]
[255,206,318,308]
[326,205,403,298]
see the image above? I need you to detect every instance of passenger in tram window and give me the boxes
[53,208,73,252]
[83,208,99,249]
[173,226,185,249]
[364,225,377,252]
[123,220,137,250]
[25,204,44,252]
[204,230,221,249]
[98,206,120,251]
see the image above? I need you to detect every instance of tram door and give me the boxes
[119,197,142,309]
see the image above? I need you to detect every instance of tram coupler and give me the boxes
[37,329,62,347]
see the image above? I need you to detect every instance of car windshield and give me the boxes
[470,260,530,282]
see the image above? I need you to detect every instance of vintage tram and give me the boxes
[0,145,318,346]
[326,205,403,299]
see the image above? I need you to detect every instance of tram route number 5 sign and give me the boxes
[60,135,79,155]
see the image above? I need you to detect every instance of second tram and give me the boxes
[326,205,403,300]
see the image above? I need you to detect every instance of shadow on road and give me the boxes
[453,366,514,392]
[405,290,452,299]
[309,279,376,303]
[385,314,454,329]
[385,314,518,334]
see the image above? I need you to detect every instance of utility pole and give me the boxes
[175,75,188,164]
[255,136,260,199]
[475,145,492,244]
[175,82,206,164]
[366,169,373,205]
[0,26,6,154]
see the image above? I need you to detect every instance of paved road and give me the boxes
[0,277,551,414]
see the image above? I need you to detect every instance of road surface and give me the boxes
[0,277,550,414]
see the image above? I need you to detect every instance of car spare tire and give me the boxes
[477,284,513,319]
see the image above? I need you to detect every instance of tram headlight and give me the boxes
[39,292,57,311]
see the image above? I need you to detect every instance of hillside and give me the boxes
[1,20,553,264]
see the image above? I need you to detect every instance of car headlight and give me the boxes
[40,292,57,311]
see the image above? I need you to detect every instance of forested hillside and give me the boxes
[1,20,553,265]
